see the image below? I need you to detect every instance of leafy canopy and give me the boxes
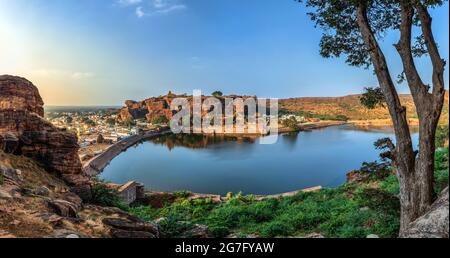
[298,0,446,68]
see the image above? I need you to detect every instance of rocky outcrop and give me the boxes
[0,75,82,176]
[0,75,44,116]
[118,91,258,124]
[102,217,159,238]
[402,187,449,238]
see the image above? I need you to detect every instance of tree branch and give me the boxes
[394,3,428,112]
[415,3,446,103]
[356,4,416,175]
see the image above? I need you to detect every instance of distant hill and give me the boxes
[280,91,449,122]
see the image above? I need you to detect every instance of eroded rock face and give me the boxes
[0,75,82,175]
[402,187,449,238]
[118,92,257,124]
[0,75,44,116]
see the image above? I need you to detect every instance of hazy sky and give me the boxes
[0,0,448,105]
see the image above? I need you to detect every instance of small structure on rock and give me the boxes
[108,181,145,205]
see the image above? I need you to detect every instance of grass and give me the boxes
[128,184,400,238]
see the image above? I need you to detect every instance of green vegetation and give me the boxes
[121,119,136,127]
[281,116,300,130]
[360,87,386,109]
[212,91,223,97]
[129,184,401,238]
[436,125,449,148]
[90,183,128,210]
[0,173,3,185]
[81,117,96,126]
[434,147,449,194]
[106,118,116,126]
[279,109,348,121]
[150,115,169,125]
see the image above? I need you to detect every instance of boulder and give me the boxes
[62,174,93,202]
[0,165,23,185]
[47,193,82,218]
[0,132,19,154]
[180,224,211,238]
[102,217,160,238]
[401,187,449,238]
[346,170,372,184]
[0,75,44,116]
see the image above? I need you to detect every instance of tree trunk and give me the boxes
[356,3,446,235]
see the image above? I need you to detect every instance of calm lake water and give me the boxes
[100,125,419,195]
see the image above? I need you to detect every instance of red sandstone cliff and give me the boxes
[118,92,258,123]
[0,75,81,175]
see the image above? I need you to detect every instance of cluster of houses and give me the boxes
[279,114,306,123]
[47,111,141,147]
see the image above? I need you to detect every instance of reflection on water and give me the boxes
[100,125,419,195]
[146,134,257,150]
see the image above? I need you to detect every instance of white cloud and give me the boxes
[71,72,95,80]
[117,0,142,6]
[135,6,145,18]
[118,0,186,18]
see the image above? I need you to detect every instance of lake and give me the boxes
[100,125,419,195]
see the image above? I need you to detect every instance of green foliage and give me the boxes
[360,87,386,109]
[173,190,192,199]
[129,185,401,238]
[379,175,400,195]
[300,0,444,67]
[282,117,300,130]
[0,173,3,185]
[150,115,169,125]
[436,125,449,148]
[106,118,116,126]
[90,184,128,210]
[82,117,96,126]
[435,147,449,194]
[212,91,223,97]
[121,119,136,127]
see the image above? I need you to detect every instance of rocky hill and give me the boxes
[118,92,257,123]
[0,75,160,238]
[279,91,449,122]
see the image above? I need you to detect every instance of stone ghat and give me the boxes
[82,129,171,176]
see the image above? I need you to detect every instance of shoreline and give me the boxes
[82,121,346,176]
[82,129,171,176]
[82,120,400,198]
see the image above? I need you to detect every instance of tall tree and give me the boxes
[301,0,447,235]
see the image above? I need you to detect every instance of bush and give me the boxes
[436,125,449,148]
[150,115,169,125]
[435,147,449,193]
[281,117,300,130]
[90,184,127,209]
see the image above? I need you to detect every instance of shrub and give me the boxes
[150,115,169,125]
[435,147,449,193]
[90,184,127,209]
[282,117,300,130]
[436,125,449,148]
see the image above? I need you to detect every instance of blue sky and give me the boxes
[0,0,448,105]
